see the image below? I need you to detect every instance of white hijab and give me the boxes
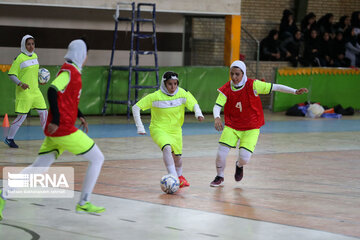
[64,39,87,71]
[160,72,179,96]
[230,60,247,87]
[21,35,35,56]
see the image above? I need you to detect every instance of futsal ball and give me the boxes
[160,174,180,194]
[306,103,325,118]
[38,68,50,84]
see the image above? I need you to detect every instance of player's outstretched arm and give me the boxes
[132,104,146,135]
[272,84,308,95]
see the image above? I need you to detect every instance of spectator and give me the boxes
[279,9,298,40]
[351,11,360,27]
[280,30,303,67]
[303,28,321,66]
[317,13,336,39]
[334,15,351,33]
[318,32,334,67]
[301,12,317,41]
[260,30,281,61]
[345,27,360,67]
[332,31,351,67]
[351,11,360,36]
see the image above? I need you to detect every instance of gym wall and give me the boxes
[0,0,240,67]
[0,66,230,116]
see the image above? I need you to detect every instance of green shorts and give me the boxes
[150,128,182,155]
[15,90,47,114]
[38,130,95,158]
[219,126,260,152]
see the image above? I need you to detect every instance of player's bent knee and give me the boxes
[83,144,104,165]
[97,150,105,165]
[31,152,56,168]
[237,156,250,165]
[237,149,252,165]
[94,146,105,165]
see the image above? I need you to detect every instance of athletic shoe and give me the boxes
[234,164,244,182]
[210,176,224,187]
[0,190,6,221]
[4,138,19,148]
[178,175,190,188]
[76,202,105,214]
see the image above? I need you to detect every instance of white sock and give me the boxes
[173,154,183,177]
[1,152,56,200]
[79,144,104,205]
[237,148,252,167]
[216,144,230,178]
[162,145,178,177]
[7,114,27,139]
[36,110,48,130]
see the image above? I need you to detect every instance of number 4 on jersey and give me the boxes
[236,102,242,112]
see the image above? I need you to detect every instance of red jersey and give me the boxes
[45,63,82,136]
[218,79,264,131]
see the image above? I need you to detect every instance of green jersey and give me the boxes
[136,88,198,132]
[8,53,39,98]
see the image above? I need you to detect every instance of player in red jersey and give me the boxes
[210,60,308,187]
[0,39,105,220]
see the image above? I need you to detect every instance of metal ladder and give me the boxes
[102,2,159,118]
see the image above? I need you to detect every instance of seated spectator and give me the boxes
[279,9,299,40]
[280,30,303,67]
[260,29,282,61]
[301,12,317,41]
[303,28,321,66]
[317,13,336,39]
[334,15,351,33]
[344,27,360,67]
[318,32,334,66]
[332,31,351,67]
[351,11,360,36]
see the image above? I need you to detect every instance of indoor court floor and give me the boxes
[1,110,360,240]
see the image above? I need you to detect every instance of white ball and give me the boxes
[160,174,180,194]
[306,103,325,118]
[38,68,50,84]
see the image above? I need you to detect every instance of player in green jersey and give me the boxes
[132,71,204,188]
[5,35,47,148]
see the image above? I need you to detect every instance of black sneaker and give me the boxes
[210,176,224,187]
[4,138,19,148]
[234,164,243,182]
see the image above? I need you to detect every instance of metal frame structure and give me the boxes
[102,2,159,118]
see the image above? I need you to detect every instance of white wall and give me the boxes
[0,4,184,31]
[0,4,185,66]
[0,0,241,15]
[0,1,241,66]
